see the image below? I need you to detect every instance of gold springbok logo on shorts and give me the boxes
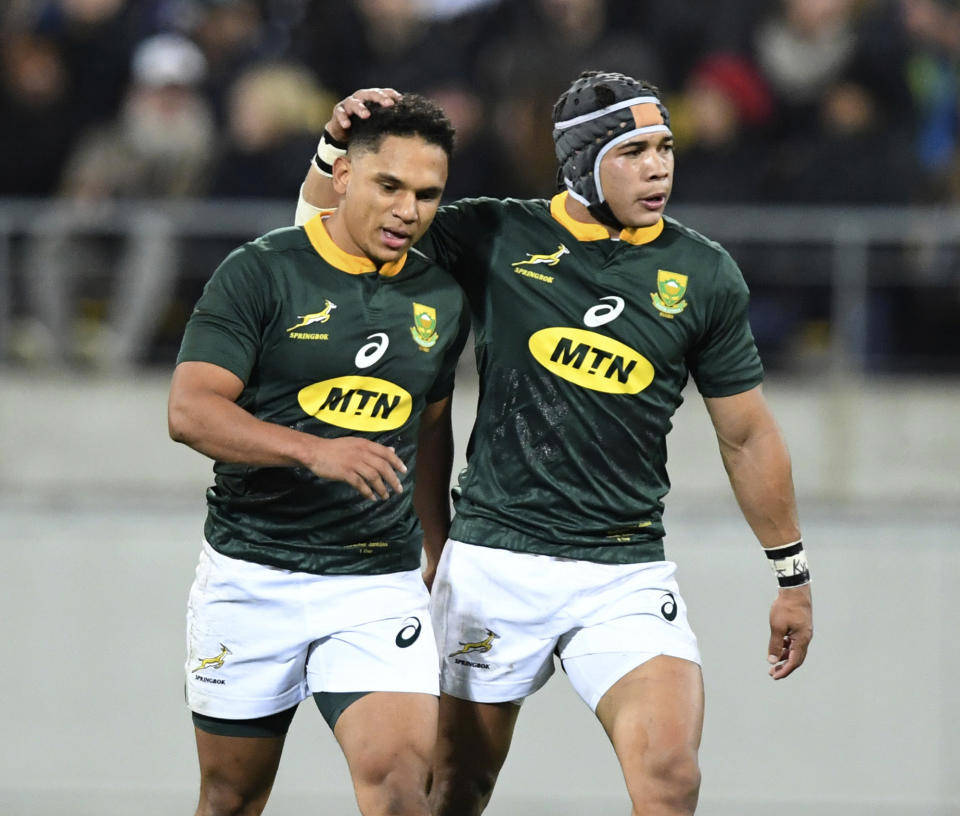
[449,628,500,657]
[512,244,569,267]
[192,643,232,672]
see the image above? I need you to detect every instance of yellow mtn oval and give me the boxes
[528,328,654,394]
[298,376,412,431]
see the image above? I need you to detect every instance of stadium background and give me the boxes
[1,1,958,814]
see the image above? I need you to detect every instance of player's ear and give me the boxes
[331,154,351,195]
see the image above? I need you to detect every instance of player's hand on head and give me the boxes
[308,436,407,500]
[327,88,402,142]
[767,584,813,680]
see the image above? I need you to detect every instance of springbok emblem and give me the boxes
[192,643,232,672]
[449,629,500,657]
[511,244,569,267]
[287,299,337,331]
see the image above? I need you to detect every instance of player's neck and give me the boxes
[563,194,619,238]
[322,210,369,262]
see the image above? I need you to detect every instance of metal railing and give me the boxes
[2,197,959,374]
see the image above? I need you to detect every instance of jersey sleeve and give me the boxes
[176,244,273,383]
[426,288,471,403]
[416,198,501,300]
[687,250,764,398]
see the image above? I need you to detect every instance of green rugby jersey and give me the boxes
[418,192,763,564]
[177,213,469,575]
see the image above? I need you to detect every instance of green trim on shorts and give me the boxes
[192,705,297,738]
[313,690,370,729]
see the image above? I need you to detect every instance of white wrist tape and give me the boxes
[764,540,810,588]
[313,129,348,177]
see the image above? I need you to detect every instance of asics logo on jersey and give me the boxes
[287,299,338,331]
[511,244,569,267]
[651,270,688,317]
[528,328,654,394]
[583,296,625,328]
[449,628,499,657]
[192,643,231,672]
[298,375,412,431]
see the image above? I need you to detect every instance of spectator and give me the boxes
[208,62,335,198]
[0,33,74,195]
[768,73,925,203]
[477,0,665,196]
[669,52,775,204]
[753,0,914,143]
[899,0,960,194]
[290,0,484,98]
[17,32,216,370]
[417,82,517,201]
[179,0,272,125]
[29,0,145,136]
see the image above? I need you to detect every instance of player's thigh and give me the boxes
[434,692,520,777]
[334,691,438,786]
[594,656,704,779]
[194,728,286,811]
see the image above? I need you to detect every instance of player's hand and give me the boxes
[767,583,812,679]
[306,436,407,500]
[327,88,402,142]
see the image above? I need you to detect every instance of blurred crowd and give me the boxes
[2,0,960,370]
[3,0,960,204]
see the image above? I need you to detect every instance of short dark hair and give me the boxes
[348,94,455,159]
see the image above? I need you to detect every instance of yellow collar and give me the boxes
[549,192,663,246]
[303,212,406,277]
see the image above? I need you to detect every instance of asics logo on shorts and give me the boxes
[395,617,422,648]
[660,592,678,622]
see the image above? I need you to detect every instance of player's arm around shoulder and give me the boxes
[296,87,402,224]
[703,385,813,680]
[167,361,406,501]
[414,396,454,590]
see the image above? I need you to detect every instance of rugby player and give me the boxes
[168,93,469,816]
[296,72,813,816]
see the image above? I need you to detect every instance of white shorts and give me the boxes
[431,540,700,711]
[186,540,439,720]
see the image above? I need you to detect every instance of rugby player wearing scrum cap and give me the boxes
[297,73,813,815]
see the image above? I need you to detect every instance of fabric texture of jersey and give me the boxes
[177,214,470,574]
[418,193,763,564]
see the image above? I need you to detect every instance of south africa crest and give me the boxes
[410,302,438,350]
[651,270,688,317]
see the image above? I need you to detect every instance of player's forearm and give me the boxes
[305,162,339,209]
[169,390,314,469]
[413,401,455,572]
[295,164,337,226]
[720,425,801,548]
